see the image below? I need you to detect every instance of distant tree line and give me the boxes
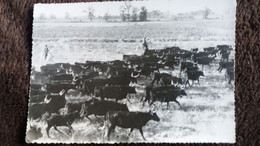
[119,1,147,22]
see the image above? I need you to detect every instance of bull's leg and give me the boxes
[167,102,170,109]
[127,97,132,103]
[149,100,155,106]
[53,126,63,134]
[185,80,189,87]
[151,79,155,85]
[208,64,211,68]
[86,115,92,122]
[174,99,181,108]
[67,123,73,133]
[197,79,200,85]
[138,128,146,141]
[228,78,231,84]
[128,128,134,137]
[156,79,160,85]
[148,74,152,79]
[107,125,116,141]
[46,125,52,138]
[191,80,194,86]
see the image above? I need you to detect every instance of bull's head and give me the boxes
[149,110,160,122]
[180,89,187,96]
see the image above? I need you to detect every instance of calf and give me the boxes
[185,70,204,86]
[46,111,81,138]
[106,111,160,141]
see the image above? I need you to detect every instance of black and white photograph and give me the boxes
[26,0,236,143]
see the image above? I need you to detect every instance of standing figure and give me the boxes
[44,45,49,60]
[143,37,148,51]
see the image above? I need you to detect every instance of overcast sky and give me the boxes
[34,0,236,18]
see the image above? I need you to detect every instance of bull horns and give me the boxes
[44,96,52,103]
[131,72,140,78]
[59,89,66,96]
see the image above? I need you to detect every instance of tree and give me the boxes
[131,7,138,22]
[39,13,46,20]
[120,10,126,22]
[120,1,132,22]
[85,6,95,21]
[103,12,111,22]
[139,6,147,21]
[65,12,70,20]
[203,8,211,19]
[50,14,57,20]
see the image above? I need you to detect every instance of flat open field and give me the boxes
[28,19,235,143]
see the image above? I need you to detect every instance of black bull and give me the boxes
[82,76,138,95]
[94,85,136,101]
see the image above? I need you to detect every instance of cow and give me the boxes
[43,89,67,114]
[217,45,231,55]
[94,85,136,101]
[68,65,84,75]
[72,72,99,89]
[106,111,160,141]
[194,56,215,69]
[107,73,139,86]
[151,72,172,85]
[159,59,178,69]
[136,66,154,79]
[94,86,128,101]
[46,111,81,138]
[123,55,139,62]
[82,79,110,95]
[160,76,183,86]
[30,89,46,96]
[203,47,215,52]
[180,62,194,73]
[192,52,208,61]
[43,83,76,94]
[149,88,187,108]
[191,48,198,53]
[28,102,47,120]
[218,61,234,72]
[141,85,181,106]
[185,70,204,86]
[31,84,43,90]
[220,51,230,62]
[180,50,192,61]
[49,74,73,82]
[30,95,46,103]
[226,66,234,84]
[83,100,129,120]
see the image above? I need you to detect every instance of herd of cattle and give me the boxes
[28,44,234,141]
